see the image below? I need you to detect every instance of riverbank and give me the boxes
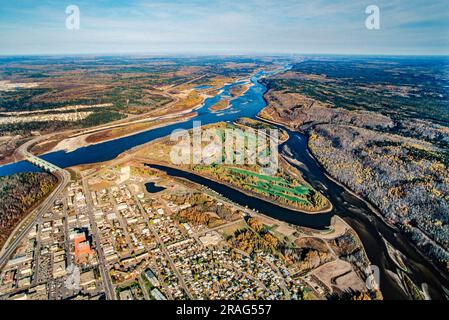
[68,153,374,298]
[50,112,198,153]
[275,122,449,299]
[141,161,376,297]
[3,61,445,299]
[38,77,258,155]
[257,115,406,229]
[141,159,333,216]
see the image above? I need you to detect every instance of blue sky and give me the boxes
[0,0,448,55]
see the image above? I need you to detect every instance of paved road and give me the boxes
[0,135,72,289]
[62,193,72,267]
[11,85,185,164]
[138,276,151,300]
[80,174,115,300]
[128,185,193,299]
[0,166,70,271]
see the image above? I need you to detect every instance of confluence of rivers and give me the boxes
[0,65,448,300]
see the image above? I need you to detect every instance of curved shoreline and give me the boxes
[143,162,331,231]
[304,136,449,284]
[257,115,449,294]
[257,115,402,228]
[52,112,198,154]
[139,158,333,216]
[3,62,446,298]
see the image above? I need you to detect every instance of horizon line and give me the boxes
[1,51,448,58]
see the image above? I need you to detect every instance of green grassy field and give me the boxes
[228,167,311,205]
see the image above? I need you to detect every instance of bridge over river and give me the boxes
[25,155,61,173]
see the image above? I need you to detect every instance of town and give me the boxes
[0,158,373,300]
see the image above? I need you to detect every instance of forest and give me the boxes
[0,172,57,249]
[259,57,449,270]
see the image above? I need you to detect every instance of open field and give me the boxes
[310,260,366,293]
[227,167,311,206]
[132,121,330,213]
[0,56,270,164]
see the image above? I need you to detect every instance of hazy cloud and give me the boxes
[0,0,447,55]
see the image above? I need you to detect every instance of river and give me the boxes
[0,68,279,176]
[281,130,449,299]
[0,64,448,300]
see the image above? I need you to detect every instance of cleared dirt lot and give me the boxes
[310,259,366,293]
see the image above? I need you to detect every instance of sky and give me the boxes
[0,0,448,55]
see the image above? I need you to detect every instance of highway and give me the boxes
[25,155,60,173]
[0,136,71,271]
[0,161,70,271]
[10,82,186,166]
